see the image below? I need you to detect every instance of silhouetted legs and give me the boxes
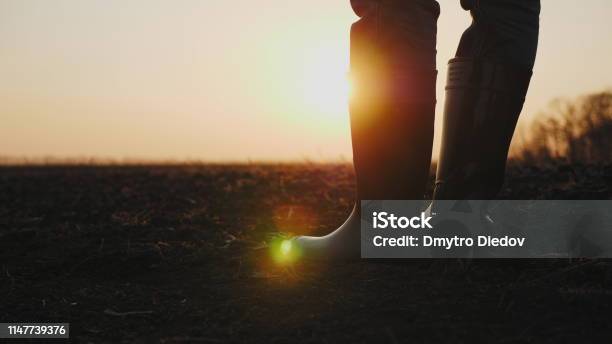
[434,0,540,200]
[293,0,541,260]
[294,0,440,259]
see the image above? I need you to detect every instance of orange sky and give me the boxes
[1,0,612,162]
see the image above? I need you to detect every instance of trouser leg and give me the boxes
[350,0,439,200]
[457,0,540,68]
[434,0,540,200]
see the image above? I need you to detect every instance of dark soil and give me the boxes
[1,162,612,343]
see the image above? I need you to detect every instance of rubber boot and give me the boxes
[424,58,532,258]
[433,58,532,200]
[293,2,438,261]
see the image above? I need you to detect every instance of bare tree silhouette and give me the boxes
[514,90,612,163]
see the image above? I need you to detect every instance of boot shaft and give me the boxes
[434,58,532,200]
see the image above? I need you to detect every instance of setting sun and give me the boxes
[299,43,351,119]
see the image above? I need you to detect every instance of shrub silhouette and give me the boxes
[514,90,612,164]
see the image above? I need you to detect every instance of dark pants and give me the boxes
[350,0,540,70]
[348,0,540,200]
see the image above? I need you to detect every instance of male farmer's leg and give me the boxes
[434,0,540,199]
[456,0,540,68]
[294,0,440,260]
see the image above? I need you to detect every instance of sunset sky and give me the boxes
[1,0,612,162]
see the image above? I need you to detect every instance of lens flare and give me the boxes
[270,237,302,265]
[280,239,292,256]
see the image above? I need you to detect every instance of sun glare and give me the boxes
[299,44,351,119]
